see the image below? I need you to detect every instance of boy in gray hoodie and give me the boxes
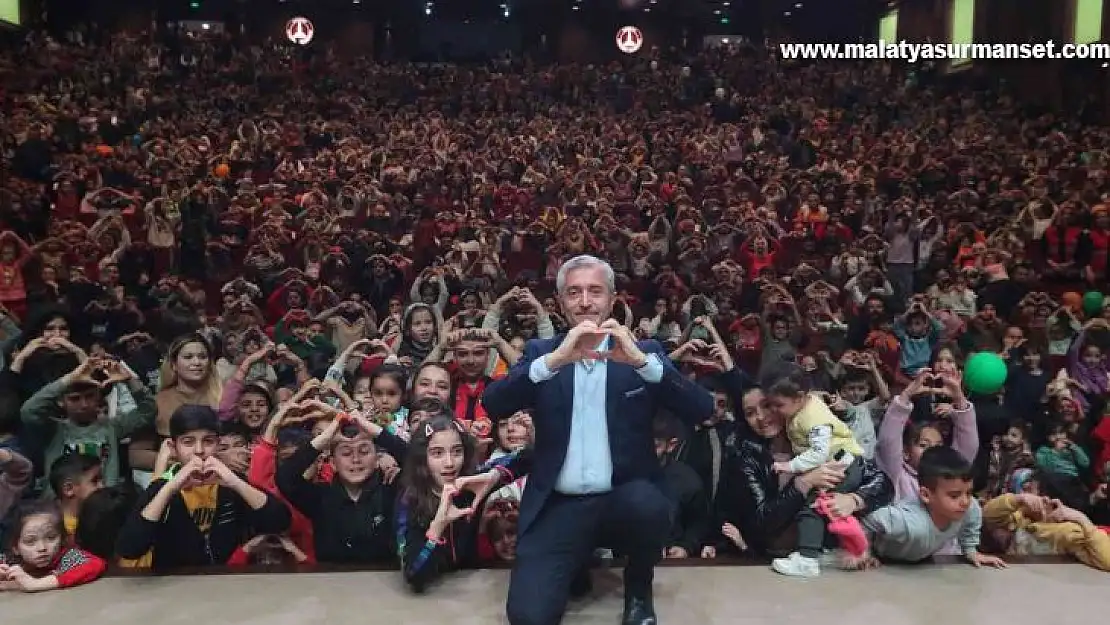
[21,358,156,490]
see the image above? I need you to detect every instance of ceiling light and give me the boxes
[784,11,791,16]
[714,9,721,14]
[795,2,803,7]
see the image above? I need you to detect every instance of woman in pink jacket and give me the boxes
[876,369,979,501]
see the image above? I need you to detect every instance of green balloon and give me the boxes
[1083,291,1105,316]
[963,352,1008,395]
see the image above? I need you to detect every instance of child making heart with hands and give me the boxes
[115,405,291,568]
[275,403,407,565]
[876,368,979,502]
[397,415,532,592]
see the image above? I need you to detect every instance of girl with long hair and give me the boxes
[396,415,530,592]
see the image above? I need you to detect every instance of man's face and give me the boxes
[866,299,884,317]
[558,265,614,325]
[454,339,490,380]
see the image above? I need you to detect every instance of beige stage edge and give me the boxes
[3,563,1107,624]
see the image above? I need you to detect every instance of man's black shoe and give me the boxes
[621,596,657,625]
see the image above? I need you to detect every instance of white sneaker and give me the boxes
[772,552,820,578]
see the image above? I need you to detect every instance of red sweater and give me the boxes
[51,547,107,588]
[248,439,332,562]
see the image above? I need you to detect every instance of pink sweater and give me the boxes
[876,395,979,501]
[218,376,244,422]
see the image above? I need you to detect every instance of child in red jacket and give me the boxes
[1,501,106,592]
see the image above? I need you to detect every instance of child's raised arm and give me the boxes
[875,389,917,484]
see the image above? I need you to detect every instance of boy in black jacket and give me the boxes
[116,405,291,568]
[276,404,409,564]
[654,415,710,559]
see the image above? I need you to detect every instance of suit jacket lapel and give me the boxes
[556,335,575,410]
[605,340,646,442]
[605,354,620,442]
[557,361,574,407]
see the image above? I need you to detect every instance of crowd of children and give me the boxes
[1,26,1110,599]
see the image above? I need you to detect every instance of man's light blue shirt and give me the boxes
[528,339,664,495]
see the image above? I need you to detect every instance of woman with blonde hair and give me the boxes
[128,334,223,487]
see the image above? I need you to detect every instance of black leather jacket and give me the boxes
[726,437,894,556]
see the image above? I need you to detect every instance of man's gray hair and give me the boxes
[555,255,616,295]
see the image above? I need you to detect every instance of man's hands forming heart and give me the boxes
[599,319,648,368]
[547,320,648,370]
[547,320,609,369]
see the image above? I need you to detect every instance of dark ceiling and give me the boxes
[44,0,886,41]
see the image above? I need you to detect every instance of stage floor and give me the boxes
[4,564,1108,624]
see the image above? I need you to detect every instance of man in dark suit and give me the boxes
[483,255,714,625]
